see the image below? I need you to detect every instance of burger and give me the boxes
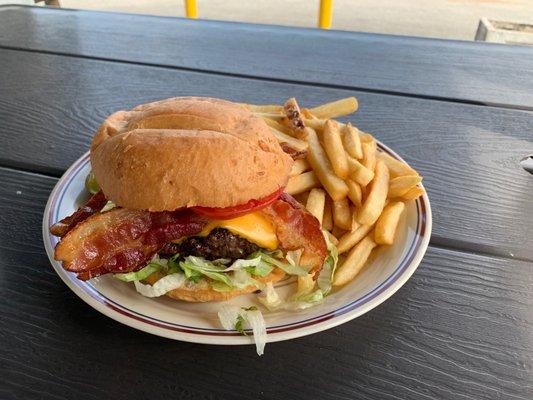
[50,97,333,303]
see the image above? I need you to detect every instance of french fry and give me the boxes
[343,123,363,159]
[286,171,320,195]
[324,230,339,246]
[402,186,425,200]
[346,180,363,207]
[388,175,423,198]
[332,198,352,230]
[375,202,405,245]
[337,224,373,254]
[269,127,308,152]
[309,97,358,119]
[357,160,389,225]
[377,152,418,177]
[346,156,374,186]
[322,197,333,231]
[244,104,283,113]
[264,117,295,136]
[291,159,311,177]
[253,112,285,120]
[305,127,349,201]
[359,132,374,143]
[333,235,377,286]
[323,120,349,179]
[351,209,360,231]
[302,118,324,131]
[361,140,377,171]
[306,188,326,223]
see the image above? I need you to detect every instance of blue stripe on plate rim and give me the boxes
[44,142,430,337]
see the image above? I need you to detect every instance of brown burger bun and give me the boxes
[143,267,286,302]
[90,97,293,211]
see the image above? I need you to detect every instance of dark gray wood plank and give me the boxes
[0,48,532,261]
[0,167,531,400]
[1,5,533,109]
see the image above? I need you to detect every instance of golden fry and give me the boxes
[303,118,326,131]
[309,97,358,119]
[361,140,377,171]
[322,197,334,231]
[377,152,418,178]
[346,180,363,207]
[286,171,320,195]
[333,235,377,286]
[351,209,360,231]
[402,186,425,200]
[346,156,374,186]
[375,202,405,245]
[333,198,352,230]
[290,159,311,177]
[305,127,349,201]
[359,132,374,143]
[337,224,373,254]
[263,117,295,136]
[388,175,423,198]
[323,120,349,179]
[269,127,308,152]
[343,123,363,159]
[244,104,283,113]
[357,160,390,225]
[306,188,326,223]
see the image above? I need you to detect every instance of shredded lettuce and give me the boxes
[257,252,308,276]
[316,231,339,295]
[258,282,282,310]
[217,305,267,356]
[114,264,162,282]
[133,273,186,297]
[100,200,116,213]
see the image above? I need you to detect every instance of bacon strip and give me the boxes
[50,191,108,237]
[262,193,327,277]
[54,208,207,280]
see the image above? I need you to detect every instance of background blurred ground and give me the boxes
[7,0,533,41]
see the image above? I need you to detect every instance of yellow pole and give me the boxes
[185,0,198,19]
[318,0,333,29]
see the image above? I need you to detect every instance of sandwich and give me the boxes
[50,97,331,303]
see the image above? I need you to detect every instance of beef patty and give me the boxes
[160,228,260,260]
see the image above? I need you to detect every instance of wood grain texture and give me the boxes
[0,6,533,109]
[0,49,532,260]
[0,167,531,400]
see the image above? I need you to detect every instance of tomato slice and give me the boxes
[192,188,284,219]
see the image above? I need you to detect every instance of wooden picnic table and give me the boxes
[0,5,531,400]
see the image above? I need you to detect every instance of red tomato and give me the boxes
[192,188,284,219]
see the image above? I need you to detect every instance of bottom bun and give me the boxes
[143,267,286,302]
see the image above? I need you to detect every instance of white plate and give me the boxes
[43,144,431,345]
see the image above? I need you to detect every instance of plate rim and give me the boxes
[42,143,432,345]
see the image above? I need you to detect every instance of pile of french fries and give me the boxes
[243,97,424,288]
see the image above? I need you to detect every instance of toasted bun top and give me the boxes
[90,97,293,211]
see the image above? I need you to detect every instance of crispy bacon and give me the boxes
[262,193,327,277]
[54,208,207,280]
[49,191,108,237]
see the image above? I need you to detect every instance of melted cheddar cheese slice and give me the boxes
[173,211,279,250]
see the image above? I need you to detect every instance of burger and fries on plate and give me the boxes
[48,96,425,354]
